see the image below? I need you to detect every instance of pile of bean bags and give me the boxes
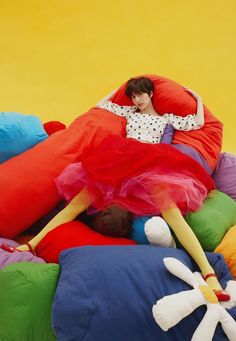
[0,75,236,340]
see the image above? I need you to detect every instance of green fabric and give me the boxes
[185,190,236,251]
[0,262,59,341]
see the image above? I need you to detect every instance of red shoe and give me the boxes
[0,242,35,255]
[203,273,231,302]
[214,290,231,302]
[0,243,20,253]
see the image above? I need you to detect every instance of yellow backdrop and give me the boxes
[0,0,235,153]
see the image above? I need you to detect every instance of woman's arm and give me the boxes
[96,89,118,107]
[96,89,136,118]
[164,88,204,131]
[16,187,92,251]
[184,87,204,127]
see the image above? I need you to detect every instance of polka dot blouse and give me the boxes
[101,101,201,144]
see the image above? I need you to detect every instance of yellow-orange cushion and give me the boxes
[214,225,236,279]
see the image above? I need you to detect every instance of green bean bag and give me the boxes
[0,262,59,341]
[185,190,236,251]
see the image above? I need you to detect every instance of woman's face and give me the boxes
[131,92,153,111]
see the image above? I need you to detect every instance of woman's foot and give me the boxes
[0,243,20,253]
[144,216,176,247]
[16,242,35,255]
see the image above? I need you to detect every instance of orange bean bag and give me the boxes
[0,75,222,238]
[0,109,126,238]
[214,225,236,279]
[111,74,223,170]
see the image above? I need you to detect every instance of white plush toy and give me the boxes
[144,216,176,247]
[152,257,236,341]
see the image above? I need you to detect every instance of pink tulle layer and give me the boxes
[55,162,207,216]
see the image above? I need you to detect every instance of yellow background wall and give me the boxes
[1,0,235,153]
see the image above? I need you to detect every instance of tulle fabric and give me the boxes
[56,135,215,216]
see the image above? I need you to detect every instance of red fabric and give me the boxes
[111,74,223,170]
[78,136,214,214]
[43,121,66,135]
[0,108,126,238]
[36,220,136,263]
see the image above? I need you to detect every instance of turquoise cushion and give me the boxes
[0,112,48,163]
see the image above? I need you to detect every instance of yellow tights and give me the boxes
[162,207,222,291]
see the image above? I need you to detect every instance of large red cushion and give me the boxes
[36,221,136,263]
[111,74,223,170]
[0,108,126,238]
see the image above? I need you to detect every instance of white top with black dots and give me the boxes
[101,101,201,144]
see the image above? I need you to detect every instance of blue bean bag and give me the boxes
[0,112,48,163]
[52,245,235,341]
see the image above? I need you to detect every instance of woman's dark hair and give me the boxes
[125,77,154,98]
[91,204,133,237]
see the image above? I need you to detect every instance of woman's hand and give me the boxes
[184,87,204,127]
[96,88,118,107]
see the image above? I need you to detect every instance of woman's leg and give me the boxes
[17,187,92,251]
[161,207,222,291]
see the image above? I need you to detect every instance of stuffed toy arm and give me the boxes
[144,217,176,247]
[152,258,205,331]
[192,273,236,340]
[152,289,204,331]
[152,257,236,341]
[191,304,236,341]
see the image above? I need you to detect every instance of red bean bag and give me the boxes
[0,75,222,238]
[0,108,126,238]
[36,221,136,263]
[111,74,223,170]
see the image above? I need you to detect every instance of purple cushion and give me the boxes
[160,125,211,174]
[172,144,212,174]
[0,238,45,269]
[160,124,174,144]
[212,152,236,201]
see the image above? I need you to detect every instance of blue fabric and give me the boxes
[52,245,235,341]
[0,112,48,163]
[131,216,152,244]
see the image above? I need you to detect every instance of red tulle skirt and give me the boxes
[55,136,215,215]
